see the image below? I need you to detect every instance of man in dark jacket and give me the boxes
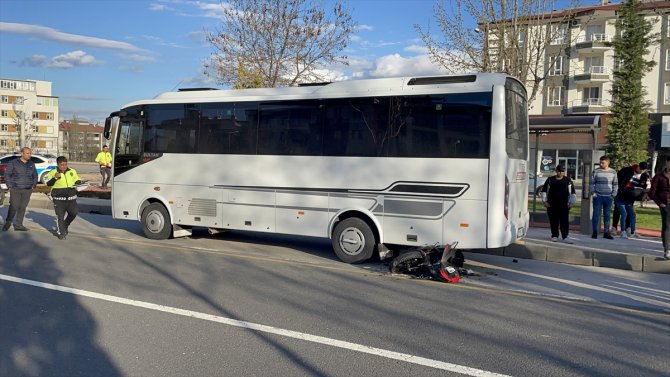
[613,161,648,238]
[2,147,38,231]
[541,165,577,243]
[649,156,670,259]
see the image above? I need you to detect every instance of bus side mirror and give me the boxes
[103,118,111,140]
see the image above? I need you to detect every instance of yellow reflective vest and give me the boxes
[95,151,112,167]
[46,168,81,200]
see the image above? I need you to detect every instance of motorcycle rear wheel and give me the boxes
[389,251,424,274]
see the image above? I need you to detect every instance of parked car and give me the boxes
[528,172,548,195]
[0,153,57,184]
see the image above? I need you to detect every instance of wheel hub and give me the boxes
[338,227,365,255]
[145,210,164,233]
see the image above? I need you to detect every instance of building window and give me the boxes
[0,139,6,147]
[32,125,39,133]
[550,56,563,75]
[583,87,601,105]
[46,112,54,120]
[1,110,8,117]
[665,83,670,105]
[32,112,39,119]
[1,124,8,131]
[548,87,564,106]
[518,30,526,47]
[1,96,7,103]
[551,24,567,45]
[666,49,670,70]
[14,96,23,104]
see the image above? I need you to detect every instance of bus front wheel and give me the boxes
[141,203,172,240]
[332,217,375,264]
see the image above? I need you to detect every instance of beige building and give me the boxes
[485,1,670,179]
[59,120,105,161]
[0,78,59,156]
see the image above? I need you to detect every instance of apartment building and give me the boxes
[0,78,59,156]
[487,1,670,179]
[59,120,105,161]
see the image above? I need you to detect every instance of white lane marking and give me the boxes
[466,260,670,310]
[0,273,510,377]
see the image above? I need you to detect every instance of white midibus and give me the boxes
[104,73,529,263]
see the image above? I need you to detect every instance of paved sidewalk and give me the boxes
[3,192,670,274]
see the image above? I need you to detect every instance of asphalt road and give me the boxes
[1,220,668,377]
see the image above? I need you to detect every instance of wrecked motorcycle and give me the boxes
[389,242,463,283]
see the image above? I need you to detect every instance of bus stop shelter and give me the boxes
[529,115,601,235]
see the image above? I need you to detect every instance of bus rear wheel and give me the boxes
[332,217,375,264]
[141,203,172,240]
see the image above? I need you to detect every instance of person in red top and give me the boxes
[649,156,670,259]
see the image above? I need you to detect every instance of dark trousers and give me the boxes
[53,199,78,235]
[100,167,111,187]
[661,207,670,251]
[547,204,569,239]
[5,188,32,227]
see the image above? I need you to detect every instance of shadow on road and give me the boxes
[0,218,121,376]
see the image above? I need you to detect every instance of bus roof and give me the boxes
[119,73,520,109]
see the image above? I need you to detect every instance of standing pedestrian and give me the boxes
[2,147,38,231]
[613,162,648,238]
[589,155,618,239]
[95,145,112,188]
[649,156,670,259]
[45,156,82,240]
[541,165,577,243]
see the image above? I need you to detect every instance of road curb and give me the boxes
[471,242,670,274]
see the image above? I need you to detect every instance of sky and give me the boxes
[0,0,460,125]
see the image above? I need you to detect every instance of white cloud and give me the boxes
[123,54,158,63]
[356,25,373,31]
[18,51,99,69]
[368,53,448,77]
[47,50,99,69]
[403,44,429,54]
[0,22,143,52]
[19,55,48,67]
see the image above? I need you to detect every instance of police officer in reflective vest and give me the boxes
[46,156,82,239]
[95,145,112,188]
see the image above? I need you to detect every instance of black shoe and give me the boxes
[58,233,66,240]
[604,232,613,240]
[2,223,10,231]
[13,225,28,231]
[591,232,597,239]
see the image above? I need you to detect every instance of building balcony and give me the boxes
[573,66,612,83]
[574,34,612,52]
[568,98,610,114]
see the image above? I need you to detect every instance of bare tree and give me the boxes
[415,0,583,106]
[205,0,356,88]
[12,97,35,149]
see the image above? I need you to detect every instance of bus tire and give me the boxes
[535,186,542,196]
[389,251,424,274]
[141,202,172,240]
[332,217,375,263]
